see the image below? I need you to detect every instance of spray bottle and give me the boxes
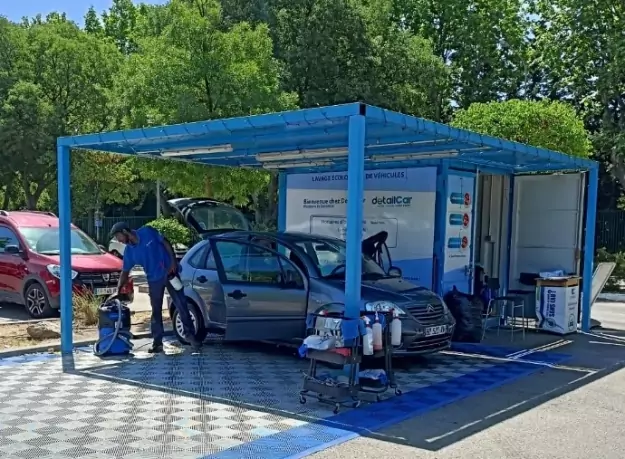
[372,312,383,351]
[362,316,374,355]
[391,309,402,346]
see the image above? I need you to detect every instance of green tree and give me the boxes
[0,15,123,209]
[109,0,296,225]
[389,0,529,113]
[530,0,624,195]
[451,99,592,158]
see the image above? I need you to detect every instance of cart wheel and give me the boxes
[299,395,307,405]
[333,404,340,414]
[395,388,403,396]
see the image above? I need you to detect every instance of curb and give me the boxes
[0,330,174,359]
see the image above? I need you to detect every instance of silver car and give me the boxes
[168,231,456,355]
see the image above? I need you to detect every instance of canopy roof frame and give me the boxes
[55,102,599,355]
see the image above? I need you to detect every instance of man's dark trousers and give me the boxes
[147,276,196,344]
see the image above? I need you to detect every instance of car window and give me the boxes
[19,227,101,255]
[214,240,302,286]
[214,241,246,281]
[205,250,217,270]
[280,257,305,288]
[0,226,19,253]
[247,245,282,284]
[188,245,208,268]
[189,204,249,231]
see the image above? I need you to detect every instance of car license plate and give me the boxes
[94,287,117,296]
[425,325,446,337]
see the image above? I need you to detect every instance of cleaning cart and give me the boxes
[298,305,401,414]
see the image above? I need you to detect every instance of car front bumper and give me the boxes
[392,319,455,356]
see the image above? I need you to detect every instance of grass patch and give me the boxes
[73,291,100,327]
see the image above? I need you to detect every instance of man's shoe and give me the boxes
[148,343,164,354]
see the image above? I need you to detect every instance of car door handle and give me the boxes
[197,275,208,283]
[227,290,247,300]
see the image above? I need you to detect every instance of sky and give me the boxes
[0,0,165,25]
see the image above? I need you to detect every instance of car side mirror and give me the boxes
[388,266,402,277]
[5,245,25,258]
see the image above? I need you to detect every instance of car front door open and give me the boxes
[212,240,308,342]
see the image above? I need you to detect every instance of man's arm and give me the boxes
[117,250,134,293]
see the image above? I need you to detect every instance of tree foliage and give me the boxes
[452,100,592,158]
[0,0,624,217]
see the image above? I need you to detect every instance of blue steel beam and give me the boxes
[581,166,599,332]
[344,113,366,328]
[58,103,364,148]
[57,144,73,354]
[278,173,287,231]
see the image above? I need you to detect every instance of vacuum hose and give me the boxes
[93,296,134,357]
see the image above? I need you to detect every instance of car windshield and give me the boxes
[189,204,250,232]
[20,227,102,255]
[293,238,387,279]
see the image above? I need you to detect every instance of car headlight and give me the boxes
[47,264,78,280]
[364,301,406,315]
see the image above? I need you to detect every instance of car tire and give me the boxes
[172,300,208,345]
[24,282,55,319]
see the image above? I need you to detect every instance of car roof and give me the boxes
[0,211,77,229]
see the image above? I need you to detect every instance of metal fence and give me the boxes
[72,210,625,252]
[73,216,156,244]
[596,210,625,253]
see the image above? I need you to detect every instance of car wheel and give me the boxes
[172,300,208,345]
[24,283,55,319]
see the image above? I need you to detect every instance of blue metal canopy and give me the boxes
[56,102,599,355]
[58,102,596,174]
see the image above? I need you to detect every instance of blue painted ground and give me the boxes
[206,344,572,459]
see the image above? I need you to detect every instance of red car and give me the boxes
[0,210,134,318]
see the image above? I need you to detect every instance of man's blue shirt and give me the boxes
[122,226,171,283]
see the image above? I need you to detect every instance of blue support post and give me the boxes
[57,143,73,354]
[278,172,287,232]
[502,175,515,294]
[344,114,366,323]
[433,161,449,295]
[581,167,599,332]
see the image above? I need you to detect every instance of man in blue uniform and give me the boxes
[111,222,200,353]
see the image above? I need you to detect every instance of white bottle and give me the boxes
[169,274,183,291]
[362,317,374,355]
[372,312,383,351]
[391,309,402,346]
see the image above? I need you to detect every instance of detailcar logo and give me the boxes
[371,195,412,207]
